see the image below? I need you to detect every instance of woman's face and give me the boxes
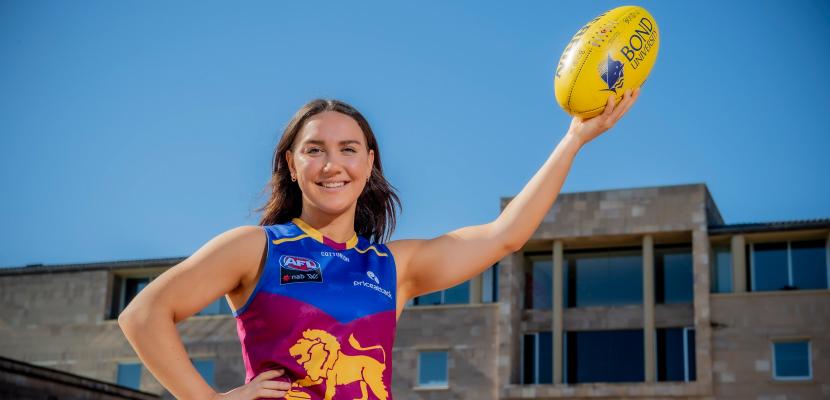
[286,111,375,219]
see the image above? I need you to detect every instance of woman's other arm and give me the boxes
[117,226,288,399]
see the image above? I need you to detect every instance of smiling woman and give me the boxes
[117,92,639,400]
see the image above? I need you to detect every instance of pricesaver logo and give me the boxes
[280,255,323,284]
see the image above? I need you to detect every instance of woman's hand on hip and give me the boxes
[212,369,293,400]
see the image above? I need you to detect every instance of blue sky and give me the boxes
[1,1,828,267]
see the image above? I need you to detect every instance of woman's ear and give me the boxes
[285,150,296,179]
[367,149,375,178]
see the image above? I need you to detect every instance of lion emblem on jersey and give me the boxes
[288,329,388,400]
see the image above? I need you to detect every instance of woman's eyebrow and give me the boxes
[304,139,363,146]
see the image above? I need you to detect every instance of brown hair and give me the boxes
[257,99,401,243]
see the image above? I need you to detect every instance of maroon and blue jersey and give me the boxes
[233,218,397,400]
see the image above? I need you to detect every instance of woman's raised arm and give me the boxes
[392,88,640,304]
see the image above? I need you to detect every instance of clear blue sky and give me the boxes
[1,1,828,267]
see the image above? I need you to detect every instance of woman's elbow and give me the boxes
[502,239,524,254]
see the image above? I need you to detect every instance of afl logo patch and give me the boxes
[279,255,323,285]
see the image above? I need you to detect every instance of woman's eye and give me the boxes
[343,147,357,153]
[306,147,322,154]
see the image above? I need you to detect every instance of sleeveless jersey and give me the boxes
[233,218,397,400]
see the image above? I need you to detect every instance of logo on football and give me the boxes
[554,6,659,118]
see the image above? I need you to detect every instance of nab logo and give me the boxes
[279,255,323,285]
[279,255,320,272]
[598,54,624,93]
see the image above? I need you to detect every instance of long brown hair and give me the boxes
[257,99,401,243]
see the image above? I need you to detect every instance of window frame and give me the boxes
[750,239,830,292]
[520,331,553,384]
[524,255,553,310]
[116,361,142,390]
[412,281,470,306]
[771,340,812,381]
[654,244,694,304]
[416,350,449,389]
[710,245,733,293]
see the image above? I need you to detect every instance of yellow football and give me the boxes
[554,5,660,118]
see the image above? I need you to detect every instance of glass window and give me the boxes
[413,281,470,306]
[197,297,233,316]
[525,258,552,309]
[773,341,811,380]
[791,240,828,290]
[753,242,789,291]
[415,291,442,306]
[521,332,553,384]
[418,351,448,387]
[565,249,642,308]
[116,362,142,389]
[752,240,828,292]
[111,275,158,318]
[565,329,644,383]
[711,246,733,293]
[655,246,693,304]
[657,327,696,382]
[482,264,498,303]
[192,359,215,387]
[443,281,470,304]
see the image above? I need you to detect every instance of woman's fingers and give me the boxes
[602,93,617,117]
[255,388,289,399]
[612,87,639,122]
[254,369,284,382]
[618,87,640,120]
[261,379,292,391]
[610,89,632,121]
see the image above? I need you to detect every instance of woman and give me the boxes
[119,88,640,399]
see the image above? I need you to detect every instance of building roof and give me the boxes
[708,218,830,234]
[0,257,185,276]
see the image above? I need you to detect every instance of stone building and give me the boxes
[1,183,828,399]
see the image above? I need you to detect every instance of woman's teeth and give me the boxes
[319,182,346,188]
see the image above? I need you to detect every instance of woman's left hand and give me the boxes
[566,87,640,147]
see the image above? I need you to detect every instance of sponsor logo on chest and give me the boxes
[280,255,323,284]
[354,270,392,299]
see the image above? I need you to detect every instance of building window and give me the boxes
[521,331,553,384]
[197,297,233,316]
[482,264,499,303]
[524,257,553,309]
[418,351,448,388]
[657,327,696,382]
[711,246,733,293]
[116,362,142,389]
[192,358,215,387]
[565,329,644,384]
[565,248,643,308]
[111,275,155,319]
[772,341,811,380]
[655,245,693,304]
[751,240,828,292]
[111,273,233,318]
[413,281,469,306]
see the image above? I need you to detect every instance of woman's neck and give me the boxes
[298,207,357,243]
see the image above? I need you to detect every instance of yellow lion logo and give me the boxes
[285,329,388,400]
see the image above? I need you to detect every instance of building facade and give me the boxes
[1,183,828,399]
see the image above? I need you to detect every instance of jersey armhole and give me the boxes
[379,242,398,306]
[232,226,271,317]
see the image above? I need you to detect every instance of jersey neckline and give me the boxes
[291,218,359,251]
